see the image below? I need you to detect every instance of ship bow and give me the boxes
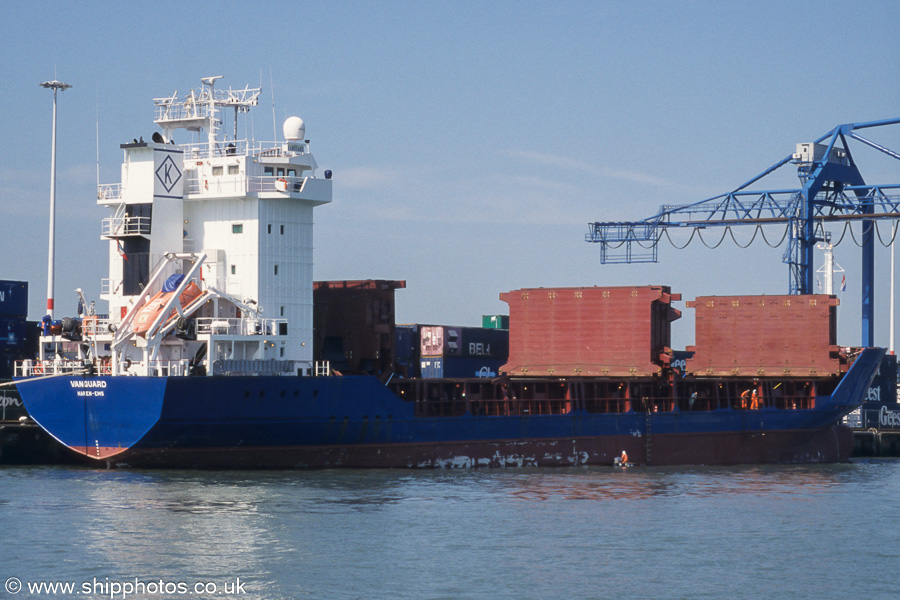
[16,377,166,461]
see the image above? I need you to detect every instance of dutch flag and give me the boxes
[841,274,846,292]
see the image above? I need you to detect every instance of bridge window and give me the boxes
[228,164,239,175]
[212,166,223,176]
[232,224,243,234]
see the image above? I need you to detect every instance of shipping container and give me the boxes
[671,350,695,378]
[482,315,509,329]
[420,356,506,379]
[500,285,681,377]
[394,324,421,378]
[419,325,509,359]
[25,320,40,356]
[313,280,406,376]
[0,281,27,318]
[0,317,27,351]
[686,294,842,377]
[0,350,14,380]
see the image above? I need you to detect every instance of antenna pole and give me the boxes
[40,79,72,319]
[270,67,276,141]
[96,92,100,189]
[888,229,897,354]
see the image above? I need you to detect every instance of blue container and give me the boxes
[0,280,28,318]
[671,349,695,377]
[0,349,16,379]
[394,324,420,378]
[420,357,506,379]
[395,325,419,362]
[0,317,27,350]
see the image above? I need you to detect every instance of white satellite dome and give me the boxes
[283,116,306,141]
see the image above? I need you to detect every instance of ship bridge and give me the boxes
[83,76,335,374]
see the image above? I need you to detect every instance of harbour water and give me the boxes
[2,460,899,600]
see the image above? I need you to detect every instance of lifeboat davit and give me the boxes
[133,274,203,336]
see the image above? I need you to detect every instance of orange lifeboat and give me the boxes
[133,275,203,336]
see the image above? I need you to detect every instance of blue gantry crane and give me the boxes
[586,118,900,347]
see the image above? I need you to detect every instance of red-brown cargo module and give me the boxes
[313,280,406,377]
[499,285,682,377]
[686,294,842,377]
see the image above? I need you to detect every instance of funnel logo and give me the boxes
[155,155,182,193]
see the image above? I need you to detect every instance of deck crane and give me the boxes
[586,118,900,348]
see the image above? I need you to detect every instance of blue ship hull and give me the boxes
[15,348,884,468]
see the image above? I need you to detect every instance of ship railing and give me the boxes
[177,140,309,160]
[394,381,822,418]
[181,139,250,159]
[15,359,88,378]
[101,216,151,238]
[97,183,122,202]
[183,173,310,196]
[251,176,309,194]
[146,359,193,377]
[184,173,246,196]
[195,317,287,336]
[100,278,117,296]
[211,359,295,376]
[154,101,208,124]
[80,315,112,337]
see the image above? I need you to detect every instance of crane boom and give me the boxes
[587,119,900,347]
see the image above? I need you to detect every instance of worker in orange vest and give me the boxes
[740,388,751,409]
[751,388,760,410]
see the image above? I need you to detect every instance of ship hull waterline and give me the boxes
[15,346,883,470]
[75,425,854,469]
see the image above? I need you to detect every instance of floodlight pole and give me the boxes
[40,79,71,319]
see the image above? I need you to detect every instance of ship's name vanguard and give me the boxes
[69,381,107,389]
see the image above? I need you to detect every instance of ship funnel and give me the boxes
[283,116,305,141]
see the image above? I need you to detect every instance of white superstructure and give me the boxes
[21,76,332,377]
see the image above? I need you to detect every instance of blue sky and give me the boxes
[2,1,899,348]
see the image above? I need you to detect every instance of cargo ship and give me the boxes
[13,77,884,468]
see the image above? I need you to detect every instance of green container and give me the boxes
[481,315,509,330]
